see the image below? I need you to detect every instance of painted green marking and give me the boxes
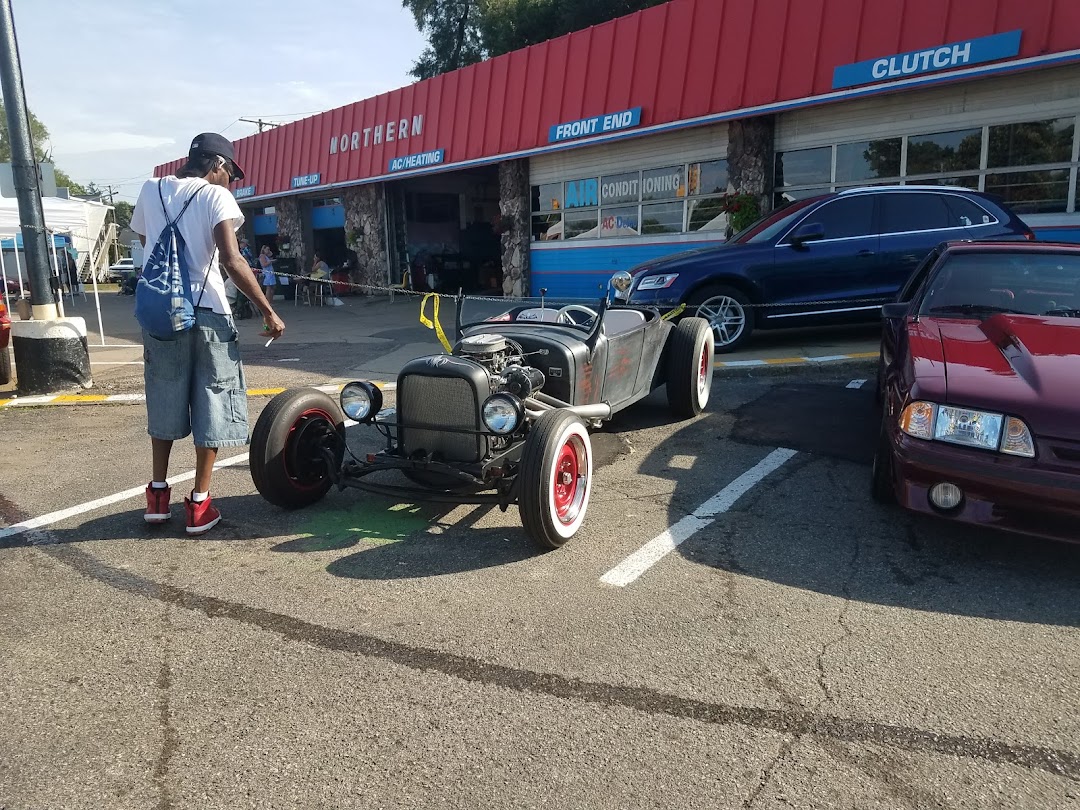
[291,500,428,551]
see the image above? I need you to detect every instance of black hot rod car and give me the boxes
[249,272,715,550]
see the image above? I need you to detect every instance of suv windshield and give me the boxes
[919,252,1080,318]
[728,196,821,245]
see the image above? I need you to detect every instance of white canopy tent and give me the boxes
[0,196,112,341]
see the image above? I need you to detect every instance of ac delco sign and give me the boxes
[329,115,426,155]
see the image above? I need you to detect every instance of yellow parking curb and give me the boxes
[0,381,390,410]
[714,351,878,369]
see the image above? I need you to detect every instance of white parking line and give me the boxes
[599,448,797,588]
[846,379,867,389]
[0,453,251,542]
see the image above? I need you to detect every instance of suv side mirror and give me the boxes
[881,302,910,321]
[789,223,825,249]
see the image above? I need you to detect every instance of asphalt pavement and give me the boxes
[1,364,1078,809]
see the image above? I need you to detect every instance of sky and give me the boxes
[11,0,427,204]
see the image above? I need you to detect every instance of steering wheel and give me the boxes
[556,304,599,327]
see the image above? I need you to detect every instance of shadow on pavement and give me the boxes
[639,383,1080,627]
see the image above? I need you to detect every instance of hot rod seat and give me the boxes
[602,309,647,336]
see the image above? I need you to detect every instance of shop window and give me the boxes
[775,147,831,188]
[564,210,598,239]
[906,128,981,176]
[311,197,342,207]
[879,193,955,234]
[564,178,599,209]
[773,186,830,208]
[600,206,640,238]
[641,166,685,201]
[688,160,728,196]
[601,172,640,205]
[532,213,562,241]
[987,117,1075,169]
[904,175,980,190]
[795,197,874,241]
[641,201,683,234]
[835,138,901,183]
[687,197,727,232]
[531,183,563,213]
[984,169,1071,214]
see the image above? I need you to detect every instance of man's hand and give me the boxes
[263,310,285,339]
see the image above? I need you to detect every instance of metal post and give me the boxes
[48,231,64,317]
[0,244,8,313]
[85,229,104,346]
[12,238,23,294]
[0,0,56,321]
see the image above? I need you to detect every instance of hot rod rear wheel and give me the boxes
[667,317,714,418]
[518,410,593,551]
[250,388,346,509]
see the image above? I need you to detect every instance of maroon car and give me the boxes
[873,241,1080,543]
[0,294,10,385]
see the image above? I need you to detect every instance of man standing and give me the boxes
[131,133,285,535]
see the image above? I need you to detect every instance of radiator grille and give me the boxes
[399,374,483,462]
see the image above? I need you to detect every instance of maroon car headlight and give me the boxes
[898,401,1036,458]
[933,406,1003,452]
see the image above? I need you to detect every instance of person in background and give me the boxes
[310,252,329,281]
[259,245,276,300]
[239,237,255,268]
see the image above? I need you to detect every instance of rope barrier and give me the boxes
[264,270,889,310]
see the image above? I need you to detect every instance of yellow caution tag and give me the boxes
[661,303,687,321]
[419,293,454,354]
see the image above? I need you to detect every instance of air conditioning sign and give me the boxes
[832,30,1022,90]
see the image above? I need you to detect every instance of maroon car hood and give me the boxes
[911,315,1080,441]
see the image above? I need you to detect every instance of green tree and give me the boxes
[403,0,670,80]
[0,101,86,193]
[404,0,485,80]
[113,200,134,230]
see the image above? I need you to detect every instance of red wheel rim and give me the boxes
[284,407,336,492]
[698,341,711,395]
[552,434,587,524]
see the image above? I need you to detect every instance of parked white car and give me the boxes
[106,257,135,282]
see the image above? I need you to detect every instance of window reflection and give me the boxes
[835,138,901,183]
[906,128,982,175]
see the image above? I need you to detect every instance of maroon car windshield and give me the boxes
[919,252,1080,319]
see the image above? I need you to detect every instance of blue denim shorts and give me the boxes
[142,309,249,448]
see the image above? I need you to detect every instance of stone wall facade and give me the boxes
[727,116,776,216]
[274,196,305,266]
[342,184,389,292]
[498,159,530,299]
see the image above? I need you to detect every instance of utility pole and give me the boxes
[239,117,282,134]
[0,0,91,394]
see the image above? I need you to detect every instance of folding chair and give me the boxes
[389,268,411,303]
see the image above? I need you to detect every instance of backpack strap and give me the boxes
[158,179,220,312]
[157,178,202,226]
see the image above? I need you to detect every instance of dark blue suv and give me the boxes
[625,186,1034,351]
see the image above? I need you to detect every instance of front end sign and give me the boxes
[549,107,642,144]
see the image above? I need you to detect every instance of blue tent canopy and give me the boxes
[0,232,71,250]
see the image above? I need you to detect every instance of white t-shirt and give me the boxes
[130,176,245,315]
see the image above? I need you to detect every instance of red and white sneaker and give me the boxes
[185,494,221,535]
[144,484,172,524]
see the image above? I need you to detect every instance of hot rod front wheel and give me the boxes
[519,410,593,551]
[667,317,714,418]
[250,388,346,509]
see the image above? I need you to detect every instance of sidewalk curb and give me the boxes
[712,351,878,378]
[1,351,878,408]
[0,382,396,409]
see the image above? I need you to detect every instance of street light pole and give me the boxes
[0,0,91,394]
[0,0,54,320]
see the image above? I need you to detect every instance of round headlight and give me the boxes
[340,382,382,422]
[482,394,523,435]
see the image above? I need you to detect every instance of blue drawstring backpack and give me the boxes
[135,182,211,339]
